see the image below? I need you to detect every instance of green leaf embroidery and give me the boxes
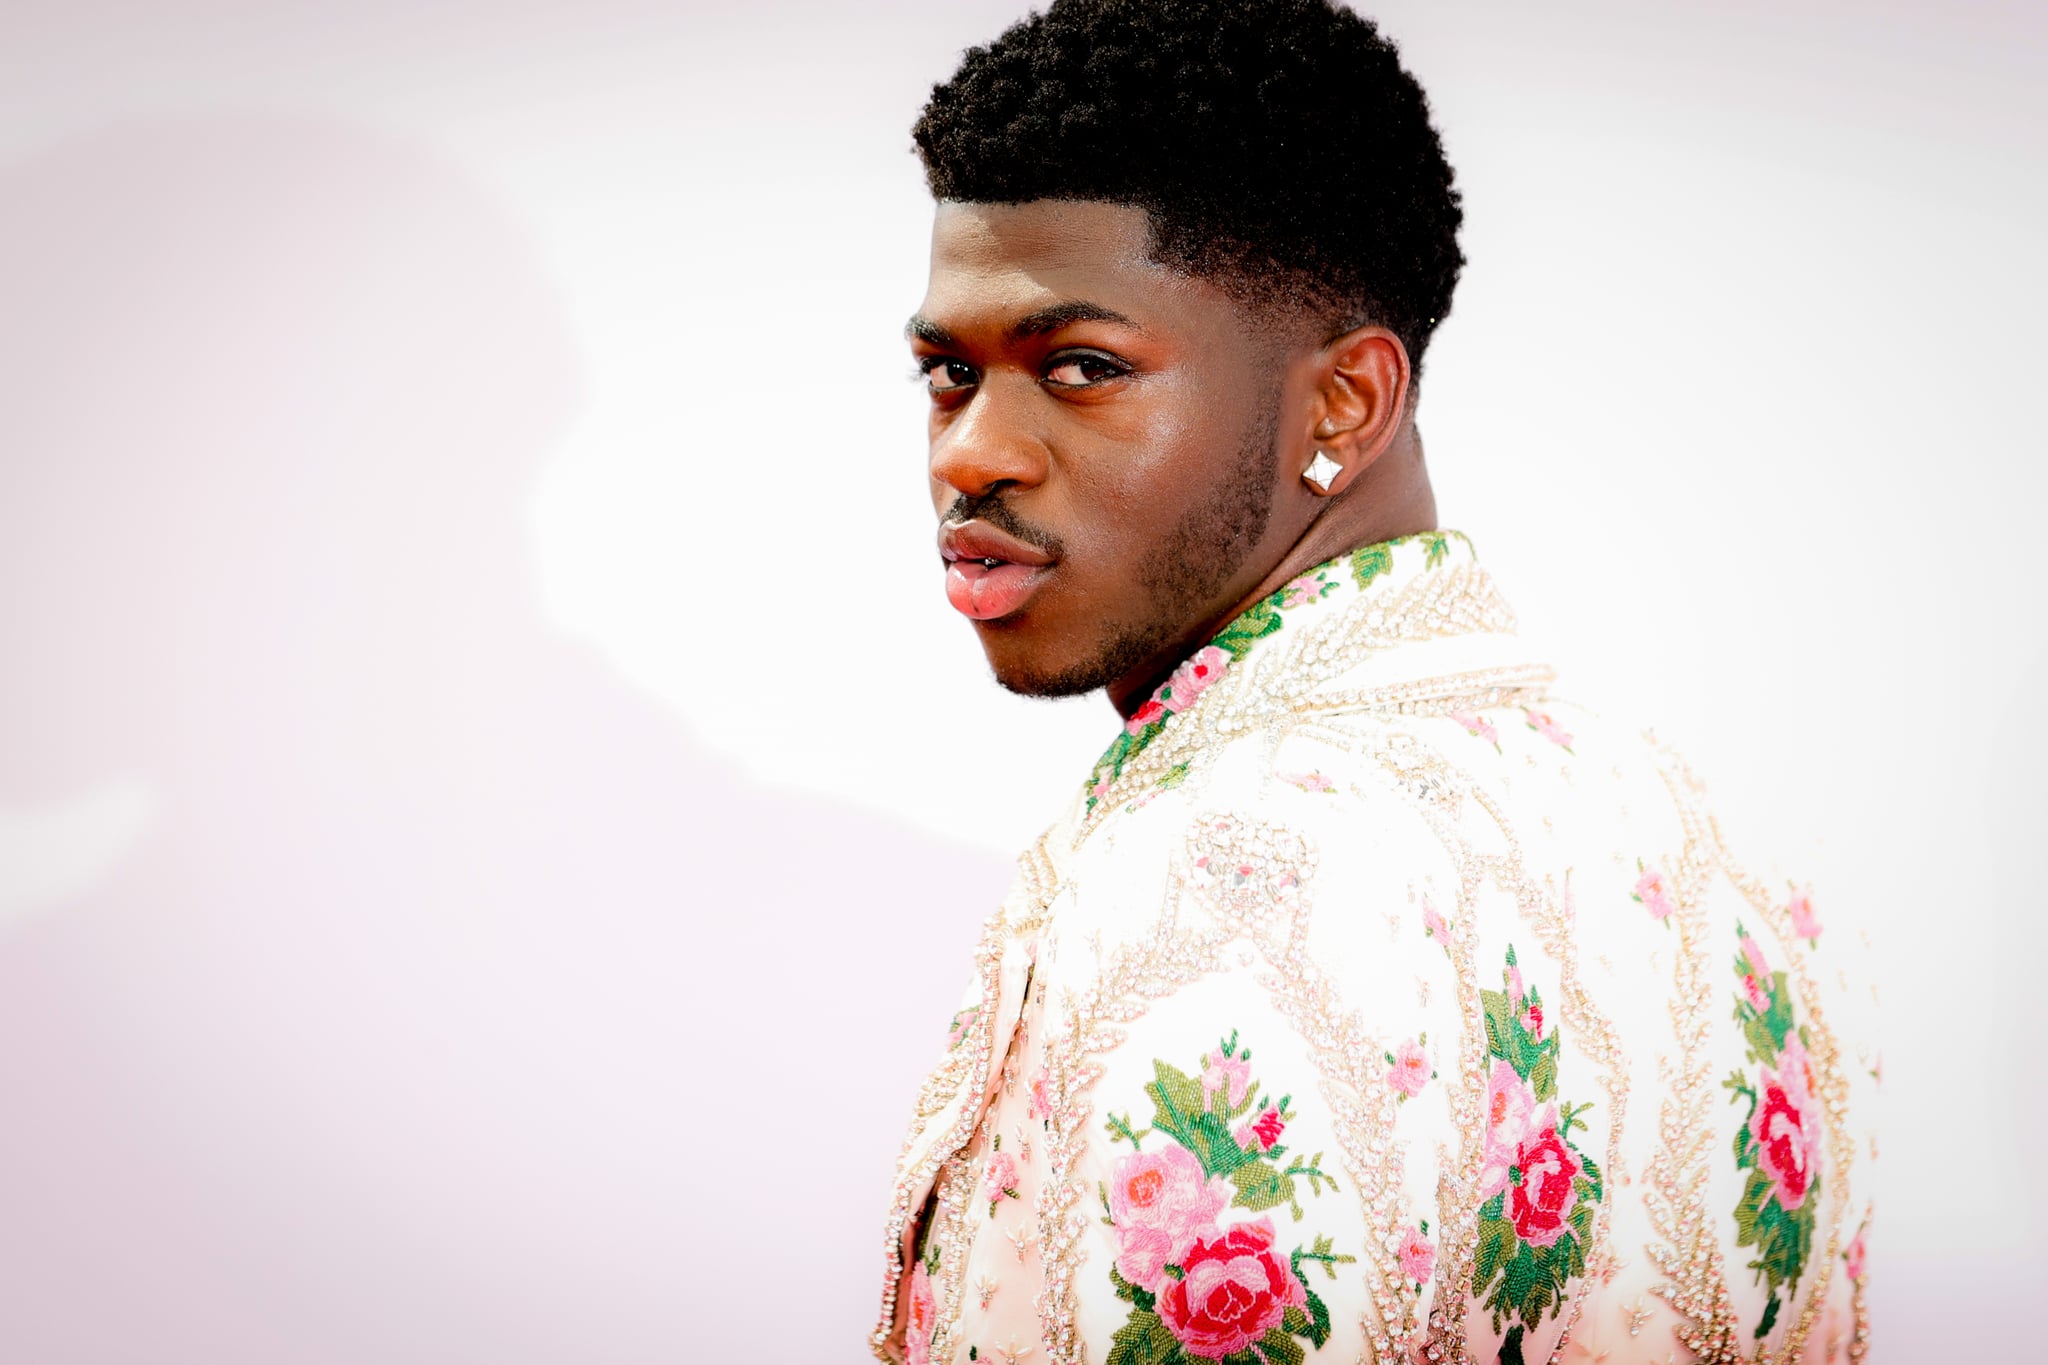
[1109,1265,1157,1313]
[1297,1281,1334,1346]
[1228,1159,1296,1216]
[1350,542,1394,590]
[1106,1111,1151,1148]
[1481,988,1516,1066]
[1473,1215,1513,1291]
[1755,1292,1782,1339]
[1103,1308,1177,1365]
[1144,1062,1208,1148]
[1209,599,1284,660]
[1255,1327,1306,1365]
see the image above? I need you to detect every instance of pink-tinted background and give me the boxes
[0,1,2041,1360]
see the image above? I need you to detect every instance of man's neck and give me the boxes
[1104,430,1438,717]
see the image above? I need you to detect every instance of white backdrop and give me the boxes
[0,0,2041,1359]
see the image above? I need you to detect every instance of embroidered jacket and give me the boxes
[874,532,1876,1365]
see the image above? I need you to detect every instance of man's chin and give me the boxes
[979,622,1161,701]
[987,656,1107,699]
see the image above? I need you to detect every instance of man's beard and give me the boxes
[994,393,1280,699]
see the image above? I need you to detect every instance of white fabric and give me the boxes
[875,533,1876,1365]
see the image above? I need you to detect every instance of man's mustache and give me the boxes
[939,493,1065,558]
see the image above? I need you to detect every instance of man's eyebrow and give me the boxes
[1008,300,1141,339]
[904,301,1143,350]
[904,315,957,348]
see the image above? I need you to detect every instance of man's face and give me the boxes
[910,200,1300,702]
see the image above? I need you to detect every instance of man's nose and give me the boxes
[928,375,1050,499]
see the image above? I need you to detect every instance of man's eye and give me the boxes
[920,359,977,393]
[1044,353,1128,386]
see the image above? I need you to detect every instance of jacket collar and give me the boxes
[1077,529,1548,823]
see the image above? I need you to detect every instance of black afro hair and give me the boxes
[913,0,1465,371]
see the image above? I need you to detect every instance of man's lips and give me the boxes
[938,520,1056,622]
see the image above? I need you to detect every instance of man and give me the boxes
[875,3,1876,1362]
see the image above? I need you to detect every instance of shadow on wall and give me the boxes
[0,114,1008,1364]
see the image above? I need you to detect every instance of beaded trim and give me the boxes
[870,844,1059,1362]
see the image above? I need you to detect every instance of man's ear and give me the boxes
[1302,325,1410,497]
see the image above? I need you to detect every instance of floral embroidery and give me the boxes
[1738,937,1772,1012]
[1276,770,1336,794]
[1278,571,1335,609]
[1722,923,1821,1338]
[1158,1218,1304,1358]
[1422,894,1450,944]
[1449,710,1501,750]
[1105,1144,1233,1288]
[1786,885,1822,943]
[984,1138,1021,1216]
[1523,707,1575,753]
[905,1260,937,1365]
[1101,1030,1353,1365]
[1029,1070,1052,1123]
[1234,1105,1287,1152]
[948,1005,984,1050]
[1398,1222,1436,1287]
[1385,1035,1434,1098]
[1201,1046,1253,1110]
[1472,948,1605,1356]
[1081,532,1475,816]
[1844,1222,1868,1283]
[1631,860,1676,924]
[1166,647,1229,713]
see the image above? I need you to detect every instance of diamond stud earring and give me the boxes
[1303,450,1343,492]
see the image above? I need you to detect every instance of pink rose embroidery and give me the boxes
[1750,1038,1820,1212]
[1398,1224,1436,1285]
[1028,1071,1052,1122]
[1524,707,1574,750]
[1508,1114,1583,1248]
[1740,935,1774,1012]
[1164,646,1229,713]
[1127,696,1168,735]
[904,1261,936,1365]
[1633,865,1676,921]
[1845,1226,1868,1283]
[1386,1038,1431,1097]
[1506,963,1527,1004]
[1201,1048,1252,1110]
[1106,1145,1232,1290]
[1478,1058,1538,1198]
[1234,1105,1287,1151]
[946,1005,981,1051]
[1787,886,1822,942]
[1422,896,1449,942]
[1156,1217,1306,1359]
[983,1149,1020,1214]
[1521,1001,1545,1041]
[1449,710,1499,747]
[1279,573,1323,609]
